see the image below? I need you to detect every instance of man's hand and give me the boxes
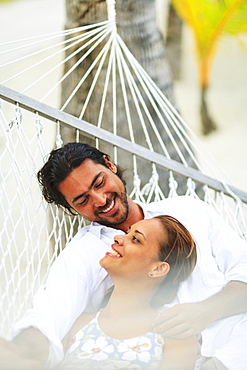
[154,281,247,340]
[153,302,211,340]
[0,338,44,370]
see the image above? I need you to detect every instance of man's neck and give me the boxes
[115,197,144,232]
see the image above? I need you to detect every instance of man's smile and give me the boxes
[100,199,115,214]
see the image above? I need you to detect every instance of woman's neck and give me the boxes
[104,286,152,316]
[99,282,158,339]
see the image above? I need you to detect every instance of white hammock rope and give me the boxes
[0,18,234,185]
[0,0,246,340]
[42,29,111,106]
[77,32,116,120]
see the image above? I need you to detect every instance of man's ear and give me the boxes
[151,262,170,278]
[103,155,117,173]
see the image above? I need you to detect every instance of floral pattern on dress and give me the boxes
[61,312,164,369]
[117,336,152,363]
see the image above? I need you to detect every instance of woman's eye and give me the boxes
[132,236,139,243]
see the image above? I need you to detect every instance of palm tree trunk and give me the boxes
[61,0,200,196]
[165,2,183,80]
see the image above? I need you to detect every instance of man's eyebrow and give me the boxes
[72,172,103,203]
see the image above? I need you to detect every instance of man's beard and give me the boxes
[95,191,129,227]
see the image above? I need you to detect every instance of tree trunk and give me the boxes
[61,0,200,196]
[165,2,183,80]
[200,86,217,135]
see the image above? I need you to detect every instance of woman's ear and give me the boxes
[151,262,170,278]
[103,155,117,173]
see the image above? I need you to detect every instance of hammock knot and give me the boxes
[141,171,159,199]
[56,121,63,148]
[56,134,63,149]
[36,117,44,136]
[169,173,178,189]
[133,174,141,189]
[150,171,159,184]
[15,106,23,125]
[8,106,23,130]
[186,177,196,192]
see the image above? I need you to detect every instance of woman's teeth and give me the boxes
[110,249,121,257]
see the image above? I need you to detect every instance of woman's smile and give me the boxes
[106,248,122,258]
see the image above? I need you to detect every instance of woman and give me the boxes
[59,215,197,369]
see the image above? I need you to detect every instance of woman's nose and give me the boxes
[114,234,124,245]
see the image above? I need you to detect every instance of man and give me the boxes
[2,142,247,369]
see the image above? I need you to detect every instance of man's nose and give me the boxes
[92,191,106,206]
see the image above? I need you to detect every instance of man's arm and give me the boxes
[12,328,49,363]
[154,280,247,339]
[6,230,113,368]
[161,336,197,370]
[0,328,48,370]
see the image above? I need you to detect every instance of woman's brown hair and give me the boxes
[152,215,197,306]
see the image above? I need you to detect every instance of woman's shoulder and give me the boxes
[62,311,97,352]
[72,312,96,335]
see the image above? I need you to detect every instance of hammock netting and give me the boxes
[0,0,246,339]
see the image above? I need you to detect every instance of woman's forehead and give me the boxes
[132,218,162,237]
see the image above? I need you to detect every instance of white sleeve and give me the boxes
[13,231,112,368]
[179,196,247,285]
[203,201,247,284]
[189,199,247,370]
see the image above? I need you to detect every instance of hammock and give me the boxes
[0,0,246,340]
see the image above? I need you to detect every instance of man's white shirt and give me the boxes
[14,196,247,369]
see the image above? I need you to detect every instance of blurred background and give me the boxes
[0,0,246,340]
[0,0,246,192]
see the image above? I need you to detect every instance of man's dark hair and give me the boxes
[37,142,125,214]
